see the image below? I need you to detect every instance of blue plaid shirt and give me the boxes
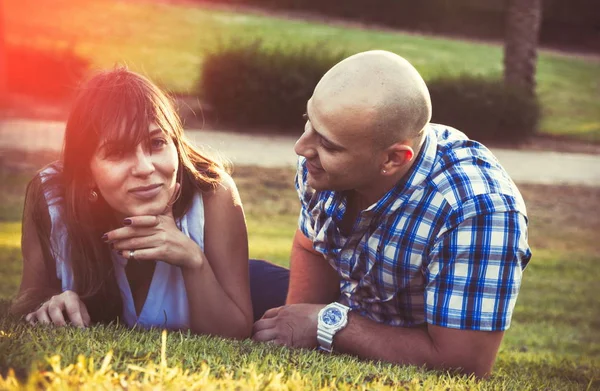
[296,124,531,331]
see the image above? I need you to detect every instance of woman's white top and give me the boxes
[40,166,204,330]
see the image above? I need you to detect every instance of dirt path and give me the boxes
[2,118,599,187]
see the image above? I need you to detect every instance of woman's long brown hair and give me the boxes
[12,68,225,322]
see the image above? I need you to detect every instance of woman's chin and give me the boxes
[123,203,167,218]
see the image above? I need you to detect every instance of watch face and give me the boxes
[322,307,343,327]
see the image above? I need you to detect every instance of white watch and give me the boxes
[317,302,350,353]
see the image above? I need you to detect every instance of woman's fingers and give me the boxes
[35,306,52,325]
[112,234,162,253]
[122,216,160,228]
[104,227,155,242]
[117,247,162,262]
[79,301,91,327]
[25,311,40,325]
[47,300,67,326]
[117,241,199,268]
[25,291,90,328]
[63,294,87,327]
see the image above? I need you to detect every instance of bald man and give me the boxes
[252,50,531,378]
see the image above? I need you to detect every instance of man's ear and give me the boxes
[380,143,414,175]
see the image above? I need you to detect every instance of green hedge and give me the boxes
[200,42,348,130]
[201,47,540,143]
[429,76,540,143]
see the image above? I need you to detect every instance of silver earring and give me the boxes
[88,189,98,203]
[381,169,387,174]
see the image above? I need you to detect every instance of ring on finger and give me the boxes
[129,249,136,261]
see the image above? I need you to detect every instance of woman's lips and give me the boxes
[129,184,163,200]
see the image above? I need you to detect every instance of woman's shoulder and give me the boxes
[208,170,241,200]
[200,170,243,212]
[31,161,62,185]
[22,163,61,244]
[27,161,64,206]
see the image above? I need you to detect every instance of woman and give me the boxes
[10,68,285,338]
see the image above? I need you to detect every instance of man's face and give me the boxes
[294,98,383,192]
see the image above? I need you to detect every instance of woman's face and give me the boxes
[89,123,179,220]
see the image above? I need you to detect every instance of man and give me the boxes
[252,50,531,378]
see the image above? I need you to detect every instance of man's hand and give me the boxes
[25,290,90,328]
[252,304,325,348]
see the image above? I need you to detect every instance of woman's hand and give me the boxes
[104,188,204,269]
[25,290,91,327]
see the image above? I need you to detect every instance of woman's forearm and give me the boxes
[182,256,252,339]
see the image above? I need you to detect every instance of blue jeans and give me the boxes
[249,259,289,322]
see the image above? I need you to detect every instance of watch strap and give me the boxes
[317,302,350,353]
[317,327,336,353]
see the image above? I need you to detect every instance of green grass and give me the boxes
[5,0,600,141]
[0,155,599,389]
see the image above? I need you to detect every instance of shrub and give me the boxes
[428,75,540,143]
[200,41,348,132]
[5,44,91,101]
[202,46,539,143]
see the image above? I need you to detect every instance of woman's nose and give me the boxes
[131,148,155,177]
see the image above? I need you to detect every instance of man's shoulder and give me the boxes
[428,123,495,162]
[425,124,526,216]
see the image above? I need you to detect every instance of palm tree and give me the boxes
[503,0,543,96]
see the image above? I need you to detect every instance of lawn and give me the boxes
[0,151,599,390]
[4,0,600,141]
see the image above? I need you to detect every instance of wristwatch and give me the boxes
[317,302,350,353]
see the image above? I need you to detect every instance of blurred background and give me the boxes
[0,0,599,146]
[0,2,599,387]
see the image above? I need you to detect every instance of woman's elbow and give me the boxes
[192,313,252,340]
[227,313,253,340]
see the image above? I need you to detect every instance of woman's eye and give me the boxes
[105,149,125,159]
[151,138,167,149]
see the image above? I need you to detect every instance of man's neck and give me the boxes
[353,170,405,208]
[354,131,427,208]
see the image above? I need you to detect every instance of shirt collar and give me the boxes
[368,125,437,216]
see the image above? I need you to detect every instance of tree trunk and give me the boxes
[503,0,543,96]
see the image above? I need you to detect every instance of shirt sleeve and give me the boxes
[424,209,531,331]
[295,157,316,240]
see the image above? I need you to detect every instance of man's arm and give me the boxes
[286,229,339,304]
[253,210,527,378]
[333,209,527,377]
[252,229,339,345]
[334,313,504,378]
[255,298,503,378]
